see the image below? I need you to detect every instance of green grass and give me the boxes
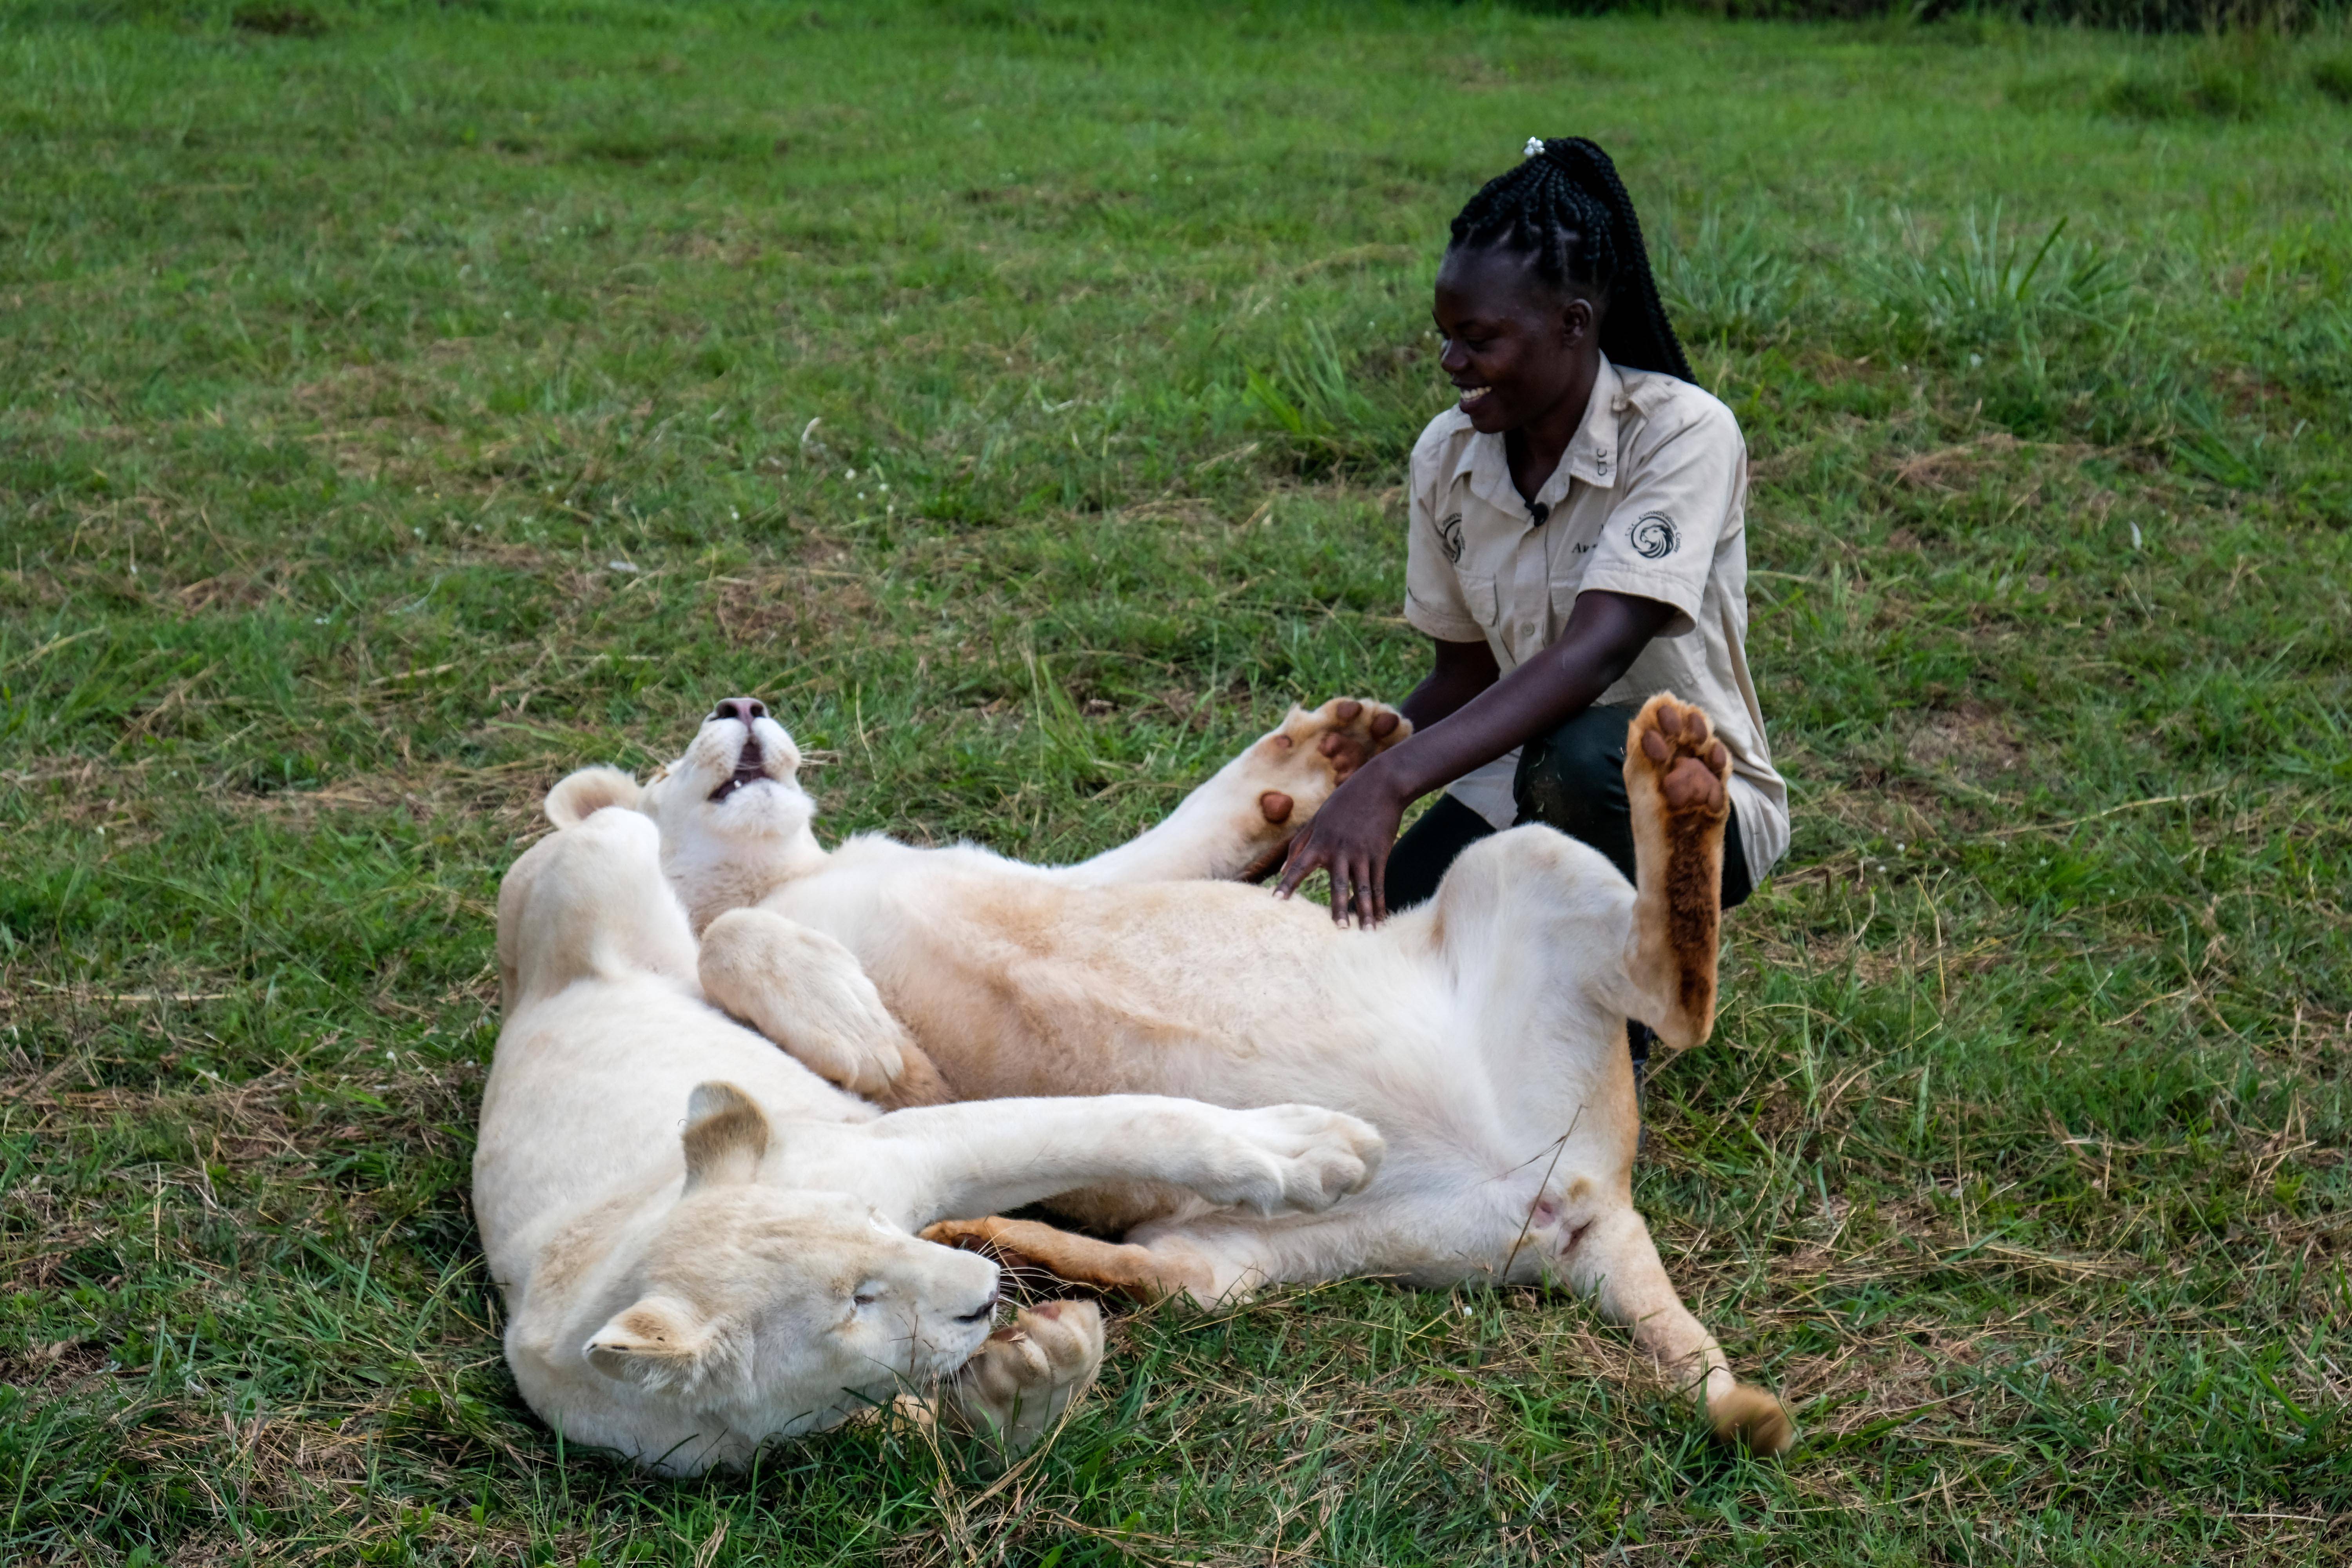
[2316,46,2352,98]
[4,2,2349,1562]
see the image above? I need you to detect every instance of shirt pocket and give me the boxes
[1455,571,1501,630]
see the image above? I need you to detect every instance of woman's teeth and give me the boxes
[1459,386,1490,405]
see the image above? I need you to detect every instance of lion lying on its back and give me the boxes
[528,691,1795,1460]
[476,806,1383,1474]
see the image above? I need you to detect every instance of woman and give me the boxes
[1275,136,1788,1069]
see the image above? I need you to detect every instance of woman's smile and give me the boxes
[1432,245,1595,441]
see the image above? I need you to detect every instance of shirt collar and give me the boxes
[1447,356,1624,528]
[1567,354,1624,492]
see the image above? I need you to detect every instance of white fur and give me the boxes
[476,807,1382,1474]
[563,696,1794,1454]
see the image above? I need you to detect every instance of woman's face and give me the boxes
[1432,245,1596,436]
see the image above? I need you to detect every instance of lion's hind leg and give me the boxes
[1620,694,1733,1052]
[922,1216,1212,1305]
[1564,1205,1796,1456]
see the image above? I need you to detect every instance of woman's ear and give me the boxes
[1559,294,1598,350]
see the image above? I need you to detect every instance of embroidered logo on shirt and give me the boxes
[1630,513,1680,561]
[1437,512,1465,564]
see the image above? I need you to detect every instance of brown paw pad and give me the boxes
[1259,790,1293,824]
[1655,702,1711,746]
[1249,699,1410,807]
[1663,756,1725,811]
[1633,697,1729,813]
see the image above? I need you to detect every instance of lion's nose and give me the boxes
[710,697,767,724]
[956,1286,1000,1325]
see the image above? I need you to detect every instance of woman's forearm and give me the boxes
[1372,590,1674,805]
[1398,643,1499,733]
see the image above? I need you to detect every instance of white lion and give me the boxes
[477,805,1385,1474]
[533,691,1796,1457]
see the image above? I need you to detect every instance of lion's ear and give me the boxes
[682,1082,771,1191]
[584,1296,712,1383]
[546,766,642,829]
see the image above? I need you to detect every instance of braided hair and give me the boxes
[1448,136,1696,387]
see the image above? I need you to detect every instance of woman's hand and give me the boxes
[1273,761,1410,928]
[1272,592,1670,929]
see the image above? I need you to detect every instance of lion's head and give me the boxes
[544,696,823,932]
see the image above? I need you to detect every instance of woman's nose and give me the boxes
[1437,339,1466,372]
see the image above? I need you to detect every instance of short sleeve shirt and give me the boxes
[1403,355,1789,886]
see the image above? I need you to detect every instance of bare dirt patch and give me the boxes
[1904,699,2027,780]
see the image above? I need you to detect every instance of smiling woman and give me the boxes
[3,0,2348,1561]
[1276,138,1788,1025]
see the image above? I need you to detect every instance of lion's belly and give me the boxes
[772,865,1457,1116]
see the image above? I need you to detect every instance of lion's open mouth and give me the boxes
[708,735,768,803]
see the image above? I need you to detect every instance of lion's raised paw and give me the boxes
[1241,697,1409,828]
[1630,695,1730,819]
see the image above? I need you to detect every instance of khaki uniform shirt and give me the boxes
[1403,356,1789,886]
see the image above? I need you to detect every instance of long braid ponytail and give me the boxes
[1448,137,1697,387]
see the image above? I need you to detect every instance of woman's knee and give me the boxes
[1384,793,1494,911]
[1514,704,1640,882]
[1511,702,1759,909]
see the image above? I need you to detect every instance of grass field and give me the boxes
[4,1,2350,1562]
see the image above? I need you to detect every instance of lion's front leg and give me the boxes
[1062,697,1409,885]
[837,1096,1384,1233]
[698,907,956,1106]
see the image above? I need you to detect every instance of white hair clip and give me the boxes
[1524,136,1546,157]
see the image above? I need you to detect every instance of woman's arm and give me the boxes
[1398,635,1502,732]
[1275,588,1676,926]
